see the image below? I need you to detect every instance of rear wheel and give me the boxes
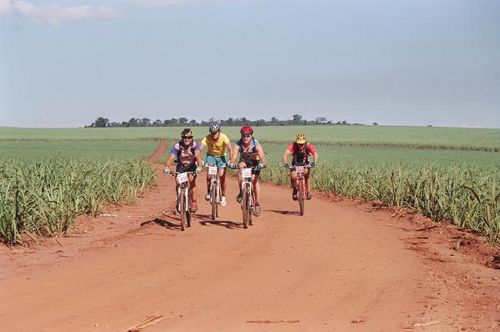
[298,179,304,216]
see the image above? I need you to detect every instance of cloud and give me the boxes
[0,0,117,25]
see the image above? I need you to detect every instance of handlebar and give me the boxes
[228,163,266,170]
[282,162,316,171]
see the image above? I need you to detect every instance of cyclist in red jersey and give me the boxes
[282,133,318,200]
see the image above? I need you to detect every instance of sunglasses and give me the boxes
[183,136,193,140]
[242,134,251,138]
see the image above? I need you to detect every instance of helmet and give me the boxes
[209,123,220,133]
[181,128,194,138]
[295,133,307,144]
[240,125,253,136]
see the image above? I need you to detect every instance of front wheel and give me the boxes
[242,185,251,229]
[210,182,217,220]
[298,179,305,216]
[179,191,186,231]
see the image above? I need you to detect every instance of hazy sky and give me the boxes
[1,0,499,128]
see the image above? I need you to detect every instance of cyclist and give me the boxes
[164,128,203,212]
[229,125,267,217]
[282,133,318,200]
[200,123,233,207]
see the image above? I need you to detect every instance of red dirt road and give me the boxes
[1,142,499,331]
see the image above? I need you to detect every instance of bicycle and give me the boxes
[205,164,225,220]
[284,163,315,216]
[168,171,197,231]
[231,164,265,229]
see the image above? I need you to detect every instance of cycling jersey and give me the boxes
[170,141,201,167]
[236,138,260,162]
[201,132,230,157]
[287,142,317,165]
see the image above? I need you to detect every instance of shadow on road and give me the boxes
[268,209,300,216]
[141,217,183,231]
[196,213,243,229]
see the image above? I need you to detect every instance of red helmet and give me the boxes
[240,125,253,136]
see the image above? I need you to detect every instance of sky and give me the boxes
[0,0,499,128]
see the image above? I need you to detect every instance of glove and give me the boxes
[282,162,289,169]
[163,167,171,175]
[310,161,317,167]
[196,166,203,175]
[228,162,237,169]
[257,163,266,170]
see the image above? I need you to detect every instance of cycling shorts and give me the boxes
[205,155,227,170]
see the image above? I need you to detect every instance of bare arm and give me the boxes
[256,145,267,165]
[282,148,291,164]
[230,144,240,164]
[164,153,176,170]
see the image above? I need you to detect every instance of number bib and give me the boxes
[177,172,189,183]
[208,166,218,175]
[241,168,252,178]
[295,166,305,174]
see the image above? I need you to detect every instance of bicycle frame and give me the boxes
[240,167,254,229]
[206,164,222,220]
[287,164,313,216]
[172,171,196,231]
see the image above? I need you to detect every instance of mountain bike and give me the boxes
[236,164,265,229]
[170,171,197,231]
[206,164,225,220]
[285,163,314,216]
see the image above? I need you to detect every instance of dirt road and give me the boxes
[1,142,498,331]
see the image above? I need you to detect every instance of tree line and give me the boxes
[86,115,368,128]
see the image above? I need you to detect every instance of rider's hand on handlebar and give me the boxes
[310,161,317,167]
[282,162,289,169]
[257,162,266,170]
[196,166,203,175]
[228,162,237,169]
[163,167,172,175]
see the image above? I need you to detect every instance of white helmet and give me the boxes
[209,123,220,133]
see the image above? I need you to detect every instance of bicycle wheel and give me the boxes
[298,179,305,216]
[179,190,186,231]
[210,182,217,220]
[242,185,250,229]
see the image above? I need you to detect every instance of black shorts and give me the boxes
[176,163,197,174]
[239,159,260,175]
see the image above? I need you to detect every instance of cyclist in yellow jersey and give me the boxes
[200,123,233,206]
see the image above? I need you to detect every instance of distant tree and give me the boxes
[316,117,327,124]
[292,114,303,124]
[141,118,151,127]
[372,122,378,126]
[94,117,109,128]
[178,117,188,125]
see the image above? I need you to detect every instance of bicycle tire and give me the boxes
[180,189,186,231]
[298,178,304,216]
[211,182,217,220]
[242,185,250,229]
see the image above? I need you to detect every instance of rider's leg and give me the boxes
[304,170,312,200]
[253,175,262,216]
[219,168,227,206]
[219,168,226,196]
[291,171,298,200]
[236,171,243,203]
[189,174,198,212]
